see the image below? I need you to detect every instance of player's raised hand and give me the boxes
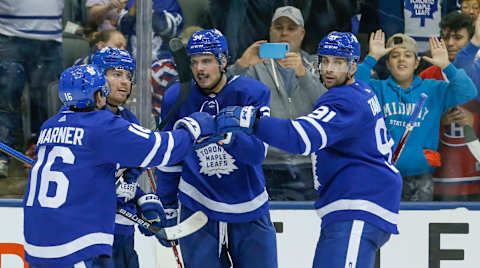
[422,37,450,69]
[368,29,393,60]
[216,106,258,135]
[236,40,268,68]
[277,52,306,77]
[472,15,480,46]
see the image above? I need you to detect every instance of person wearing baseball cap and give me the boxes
[228,6,326,201]
[355,29,477,202]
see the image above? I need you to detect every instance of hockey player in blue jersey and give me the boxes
[215,32,402,268]
[155,29,278,267]
[91,46,143,268]
[22,64,215,268]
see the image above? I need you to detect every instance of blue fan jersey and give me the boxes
[255,80,402,234]
[23,108,193,267]
[157,75,271,222]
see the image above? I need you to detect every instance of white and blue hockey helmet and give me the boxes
[59,64,109,109]
[92,47,135,77]
[317,32,360,62]
[187,28,228,61]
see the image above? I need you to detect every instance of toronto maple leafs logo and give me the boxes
[196,143,238,178]
[405,0,439,27]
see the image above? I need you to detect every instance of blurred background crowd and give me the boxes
[1,0,479,203]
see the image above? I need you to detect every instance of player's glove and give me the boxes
[174,112,217,144]
[157,201,179,247]
[116,181,138,204]
[137,194,166,237]
[115,167,144,204]
[216,106,258,135]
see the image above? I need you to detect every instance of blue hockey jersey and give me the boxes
[255,80,402,234]
[23,108,193,267]
[156,75,271,222]
[114,106,141,235]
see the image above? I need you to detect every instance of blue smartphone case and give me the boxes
[259,43,290,59]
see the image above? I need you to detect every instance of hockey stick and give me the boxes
[117,208,207,240]
[145,170,184,268]
[0,141,208,241]
[0,141,33,167]
[157,37,192,131]
[392,93,428,164]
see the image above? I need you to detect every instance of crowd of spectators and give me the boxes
[1,0,480,202]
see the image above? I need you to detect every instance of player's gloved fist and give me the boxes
[137,194,166,237]
[173,112,216,141]
[116,181,138,204]
[157,201,179,247]
[217,106,258,135]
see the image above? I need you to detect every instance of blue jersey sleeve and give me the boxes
[97,114,192,168]
[255,90,362,155]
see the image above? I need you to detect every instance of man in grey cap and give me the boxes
[228,6,326,201]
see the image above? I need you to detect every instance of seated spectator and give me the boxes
[73,29,127,65]
[228,6,327,201]
[461,0,480,19]
[118,0,184,127]
[355,30,477,201]
[86,0,127,32]
[419,12,480,201]
[0,0,64,178]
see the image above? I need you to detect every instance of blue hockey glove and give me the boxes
[137,194,166,237]
[157,201,179,247]
[173,112,216,141]
[216,106,258,135]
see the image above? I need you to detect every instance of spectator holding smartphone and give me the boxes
[228,6,326,201]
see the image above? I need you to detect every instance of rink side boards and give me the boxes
[1,199,480,268]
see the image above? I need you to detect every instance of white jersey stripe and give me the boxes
[179,178,268,214]
[74,261,87,268]
[25,232,113,258]
[160,132,174,166]
[344,220,364,268]
[157,165,183,173]
[140,132,161,167]
[316,199,399,225]
[298,116,327,150]
[291,120,311,155]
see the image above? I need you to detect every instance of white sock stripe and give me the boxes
[291,120,311,155]
[298,116,327,150]
[140,132,161,167]
[344,220,364,268]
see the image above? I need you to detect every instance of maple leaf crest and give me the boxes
[404,0,439,27]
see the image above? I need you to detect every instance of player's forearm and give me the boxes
[255,117,311,155]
